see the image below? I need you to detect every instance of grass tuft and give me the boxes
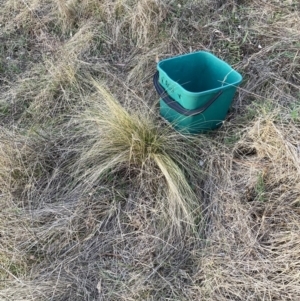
[70,81,201,232]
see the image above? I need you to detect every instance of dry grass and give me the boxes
[0,129,30,290]
[197,113,300,300]
[0,21,96,125]
[0,0,300,300]
[68,81,202,233]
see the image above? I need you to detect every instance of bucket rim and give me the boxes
[157,51,243,96]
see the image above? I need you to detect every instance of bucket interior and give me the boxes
[158,52,242,93]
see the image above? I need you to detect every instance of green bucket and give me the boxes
[153,51,243,134]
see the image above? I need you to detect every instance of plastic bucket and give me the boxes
[153,51,243,134]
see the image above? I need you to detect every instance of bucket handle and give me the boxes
[153,71,223,116]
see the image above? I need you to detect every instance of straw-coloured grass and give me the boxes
[0,129,30,290]
[0,22,96,125]
[197,113,300,300]
[1,0,300,299]
[69,81,201,233]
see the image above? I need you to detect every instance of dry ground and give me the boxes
[0,0,300,300]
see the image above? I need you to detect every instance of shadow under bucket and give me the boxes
[153,51,243,134]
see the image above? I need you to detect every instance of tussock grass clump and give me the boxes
[0,22,96,125]
[0,104,203,300]
[24,23,94,118]
[129,0,167,47]
[70,81,201,232]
